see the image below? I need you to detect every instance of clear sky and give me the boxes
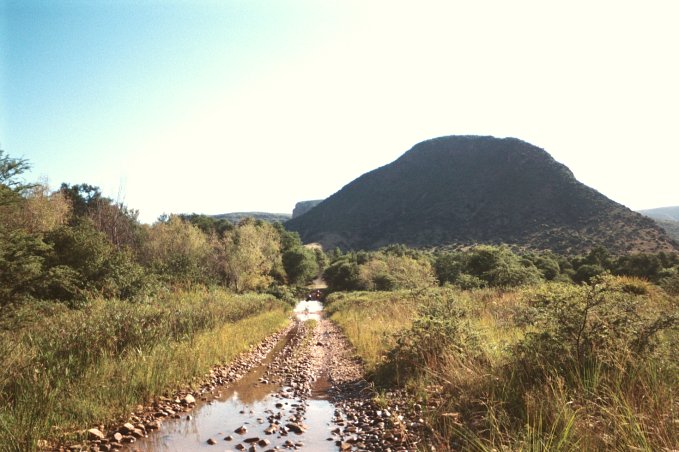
[2,0,678,223]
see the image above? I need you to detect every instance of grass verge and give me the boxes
[0,288,290,451]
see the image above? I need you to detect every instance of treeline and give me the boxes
[323,243,679,294]
[0,151,323,309]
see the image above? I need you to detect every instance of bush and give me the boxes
[44,220,151,302]
[386,295,480,384]
[454,273,487,290]
[323,256,362,292]
[513,276,678,383]
[282,247,318,285]
[0,227,50,305]
[358,254,437,291]
[572,263,605,284]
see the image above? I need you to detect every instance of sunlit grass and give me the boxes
[326,282,679,451]
[326,290,419,372]
[0,289,290,451]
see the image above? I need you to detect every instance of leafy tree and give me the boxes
[573,264,605,284]
[323,255,362,292]
[10,184,72,234]
[358,253,437,290]
[434,252,464,285]
[314,247,329,275]
[614,253,662,281]
[282,247,318,285]
[59,183,102,218]
[0,228,51,305]
[532,254,561,281]
[45,219,148,301]
[140,215,212,284]
[0,150,34,207]
[218,221,282,292]
[180,213,233,236]
[465,245,542,288]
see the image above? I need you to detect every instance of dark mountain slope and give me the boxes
[286,136,677,254]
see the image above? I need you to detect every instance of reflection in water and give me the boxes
[133,301,337,451]
[294,299,324,322]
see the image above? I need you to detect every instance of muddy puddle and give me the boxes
[131,300,336,451]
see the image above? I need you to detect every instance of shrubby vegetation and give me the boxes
[323,243,679,293]
[324,243,679,449]
[327,278,679,450]
[0,151,325,309]
[0,150,323,449]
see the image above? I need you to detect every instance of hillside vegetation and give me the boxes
[287,136,676,254]
[656,219,679,243]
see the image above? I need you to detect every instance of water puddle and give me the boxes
[132,300,337,451]
[294,299,324,322]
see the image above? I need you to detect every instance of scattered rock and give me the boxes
[86,428,105,441]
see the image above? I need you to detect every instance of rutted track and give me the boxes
[55,302,430,451]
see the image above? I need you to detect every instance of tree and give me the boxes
[0,150,34,207]
[0,228,50,305]
[2,184,71,234]
[358,254,437,291]
[140,215,212,284]
[218,221,282,292]
[434,252,464,285]
[59,183,102,218]
[464,245,542,288]
[282,247,318,285]
[323,255,362,292]
[44,219,147,301]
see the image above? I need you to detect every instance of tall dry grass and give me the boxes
[0,289,290,451]
[327,279,679,450]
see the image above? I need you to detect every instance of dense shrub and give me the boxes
[358,254,437,291]
[387,295,481,383]
[513,275,678,381]
[323,255,363,292]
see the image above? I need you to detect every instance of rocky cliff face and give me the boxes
[286,136,677,254]
[292,200,323,218]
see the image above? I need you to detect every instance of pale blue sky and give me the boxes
[2,1,678,223]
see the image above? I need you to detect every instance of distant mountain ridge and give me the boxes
[639,206,679,222]
[286,135,677,254]
[638,206,679,243]
[213,212,291,223]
